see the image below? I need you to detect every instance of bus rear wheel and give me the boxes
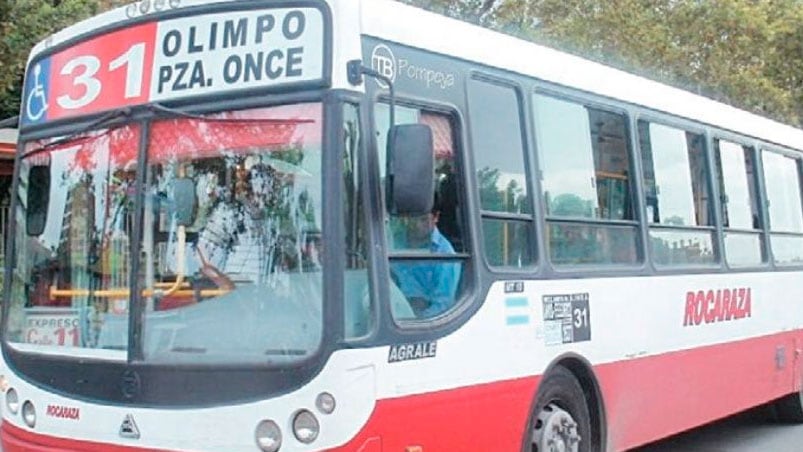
[530,366,592,452]
[774,387,803,423]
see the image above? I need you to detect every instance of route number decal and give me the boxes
[543,293,591,346]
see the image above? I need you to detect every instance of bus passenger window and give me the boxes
[713,140,765,267]
[467,79,535,268]
[639,121,716,266]
[532,94,638,266]
[375,104,468,321]
[761,150,803,265]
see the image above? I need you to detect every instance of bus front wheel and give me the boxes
[529,366,592,452]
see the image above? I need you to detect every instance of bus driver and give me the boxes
[389,200,461,318]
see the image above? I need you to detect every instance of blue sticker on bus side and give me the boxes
[505,296,530,326]
[22,57,52,126]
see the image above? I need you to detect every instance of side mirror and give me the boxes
[386,124,435,216]
[26,165,51,236]
[171,177,197,227]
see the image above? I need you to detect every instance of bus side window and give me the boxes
[532,94,639,266]
[713,140,765,267]
[376,104,468,321]
[639,121,716,266]
[761,150,803,265]
[466,78,535,268]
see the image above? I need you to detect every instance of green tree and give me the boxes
[403,0,501,24]
[766,4,803,125]
[0,0,125,120]
[550,193,593,218]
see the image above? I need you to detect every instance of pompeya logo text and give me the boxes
[683,288,752,326]
[370,44,455,90]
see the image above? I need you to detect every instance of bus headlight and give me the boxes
[292,409,319,444]
[5,388,19,414]
[22,401,36,428]
[315,392,336,415]
[255,419,282,452]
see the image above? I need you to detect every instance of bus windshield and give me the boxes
[6,103,325,365]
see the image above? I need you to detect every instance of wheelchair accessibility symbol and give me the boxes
[26,64,48,122]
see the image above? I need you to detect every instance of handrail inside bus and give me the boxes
[47,287,230,299]
[47,225,232,301]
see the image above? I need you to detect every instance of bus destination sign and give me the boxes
[22,7,326,126]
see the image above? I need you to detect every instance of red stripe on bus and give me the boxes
[326,376,540,451]
[329,331,803,451]
[3,331,801,452]
[597,330,802,450]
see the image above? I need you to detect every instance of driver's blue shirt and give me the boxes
[391,228,460,318]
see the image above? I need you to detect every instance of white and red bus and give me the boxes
[3,0,803,451]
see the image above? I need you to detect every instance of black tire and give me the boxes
[527,365,594,452]
[774,389,803,423]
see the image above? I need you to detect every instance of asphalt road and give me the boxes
[631,406,803,452]
[0,407,801,452]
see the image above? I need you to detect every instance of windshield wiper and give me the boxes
[21,107,133,160]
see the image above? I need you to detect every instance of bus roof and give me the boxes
[361,0,803,152]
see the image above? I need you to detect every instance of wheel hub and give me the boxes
[533,403,581,452]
